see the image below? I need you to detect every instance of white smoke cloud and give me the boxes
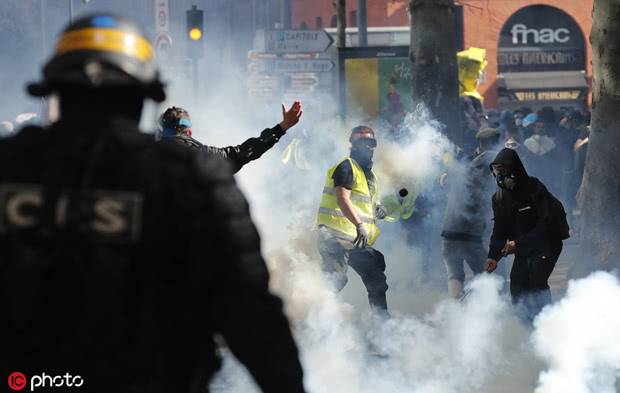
[190,87,531,393]
[533,271,620,393]
[375,106,453,192]
[153,23,614,393]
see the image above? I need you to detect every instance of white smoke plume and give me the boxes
[150,22,616,393]
[203,90,537,392]
[375,106,453,193]
[533,271,620,393]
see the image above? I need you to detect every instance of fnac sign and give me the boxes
[498,5,585,73]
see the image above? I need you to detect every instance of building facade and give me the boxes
[291,0,594,109]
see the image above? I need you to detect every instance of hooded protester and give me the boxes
[485,148,570,321]
[316,126,390,316]
[159,103,302,173]
[441,128,503,298]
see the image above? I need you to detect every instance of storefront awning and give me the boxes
[497,71,588,90]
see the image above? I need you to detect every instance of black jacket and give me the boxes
[174,124,286,173]
[488,148,568,261]
[0,120,304,393]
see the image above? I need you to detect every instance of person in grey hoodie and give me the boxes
[441,128,502,298]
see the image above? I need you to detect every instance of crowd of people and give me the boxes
[478,106,590,230]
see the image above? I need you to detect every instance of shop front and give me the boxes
[497,5,588,111]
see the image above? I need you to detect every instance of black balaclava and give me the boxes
[350,137,376,169]
[490,148,529,191]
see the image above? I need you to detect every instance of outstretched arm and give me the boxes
[204,101,303,173]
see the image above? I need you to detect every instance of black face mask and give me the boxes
[495,173,517,190]
[492,166,517,190]
[351,139,376,166]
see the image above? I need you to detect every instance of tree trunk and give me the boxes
[357,0,368,47]
[337,0,346,48]
[579,0,620,269]
[280,0,291,29]
[408,0,462,145]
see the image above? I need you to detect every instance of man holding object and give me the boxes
[484,148,569,321]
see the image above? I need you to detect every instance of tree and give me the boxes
[579,0,620,270]
[336,0,346,48]
[408,0,462,145]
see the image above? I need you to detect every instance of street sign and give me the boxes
[154,0,169,34]
[289,73,319,88]
[248,50,278,60]
[248,75,280,89]
[155,33,173,58]
[279,59,333,72]
[255,29,334,53]
[249,59,334,74]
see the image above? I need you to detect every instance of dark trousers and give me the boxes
[510,242,563,321]
[317,228,388,313]
[441,239,486,298]
[442,238,507,298]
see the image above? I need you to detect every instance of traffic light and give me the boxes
[186,5,204,58]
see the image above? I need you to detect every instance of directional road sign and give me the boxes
[249,59,334,74]
[256,29,334,53]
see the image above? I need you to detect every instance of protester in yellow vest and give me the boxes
[316,126,390,315]
[458,47,488,154]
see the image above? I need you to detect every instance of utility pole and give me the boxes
[577,0,620,271]
[357,0,368,47]
[408,0,461,145]
[280,0,292,29]
[41,0,47,58]
[337,0,346,48]
[69,0,74,23]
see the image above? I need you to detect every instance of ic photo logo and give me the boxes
[7,372,84,391]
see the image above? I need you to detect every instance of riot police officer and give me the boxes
[0,15,305,393]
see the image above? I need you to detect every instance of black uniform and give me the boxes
[0,121,304,393]
[488,148,569,318]
[173,124,286,173]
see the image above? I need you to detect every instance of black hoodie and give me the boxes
[488,148,568,261]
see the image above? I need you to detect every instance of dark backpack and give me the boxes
[549,192,570,240]
[493,183,570,240]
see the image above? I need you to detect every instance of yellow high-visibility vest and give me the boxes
[382,192,416,222]
[316,157,381,245]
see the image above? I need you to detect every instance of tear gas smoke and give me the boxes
[533,271,620,393]
[187,56,537,391]
[375,106,453,194]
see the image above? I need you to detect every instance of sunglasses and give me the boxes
[177,118,192,129]
[353,138,377,148]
